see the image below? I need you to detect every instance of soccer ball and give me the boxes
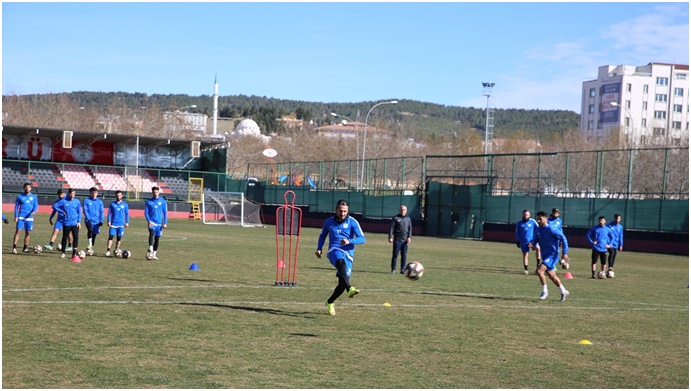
[606,269,615,278]
[560,259,570,269]
[114,248,123,257]
[146,252,154,260]
[86,248,95,256]
[597,271,606,279]
[403,261,425,281]
[32,245,43,254]
[77,250,87,260]
[121,250,131,259]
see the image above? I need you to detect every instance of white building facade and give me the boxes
[580,63,689,147]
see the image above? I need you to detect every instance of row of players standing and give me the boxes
[10,183,168,260]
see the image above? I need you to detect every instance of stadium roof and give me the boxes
[1,125,224,151]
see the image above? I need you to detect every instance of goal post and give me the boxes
[202,191,264,227]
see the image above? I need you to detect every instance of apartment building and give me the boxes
[581,62,689,147]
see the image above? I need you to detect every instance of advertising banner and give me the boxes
[599,82,621,123]
[2,135,53,160]
[52,141,114,165]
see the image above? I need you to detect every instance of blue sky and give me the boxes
[2,2,688,113]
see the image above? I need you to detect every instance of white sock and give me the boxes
[559,284,567,294]
[148,246,153,252]
[542,284,547,293]
[153,251,157,256]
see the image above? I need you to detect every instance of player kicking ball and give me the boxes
[144,186,168,260]
[316,199,366,315]
[530,211,570,302]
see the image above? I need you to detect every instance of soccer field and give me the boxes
[2,215,688,388]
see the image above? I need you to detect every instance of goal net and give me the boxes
[202,191,264,227]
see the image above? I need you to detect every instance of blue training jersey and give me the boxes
[83,196,104,224]
[317,215,366,262]
[548,216,563,232]
[50,195,67,222]
[144,196,168,225]
[108,200,130,227]
[587,225,614,252]
[14,192,38,221]
[533,224,569,258]
[515,218,538,244]
[606,221,624,248]
[54,197,82,226]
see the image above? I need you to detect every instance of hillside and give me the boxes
[7,92,581,140]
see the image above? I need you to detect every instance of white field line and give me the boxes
[2,283,688,311]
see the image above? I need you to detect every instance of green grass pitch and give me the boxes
[2,215,688,388]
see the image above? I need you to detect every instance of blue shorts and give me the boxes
[87,221,101,235]
[327,251,352,278]
[149,224,163,237]
[541,254,560,271]
[520,243,538,253]
[53,220,64,230]
[16,219,33,231]
[109,226,125,237]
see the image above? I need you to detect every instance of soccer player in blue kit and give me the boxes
[515,209,541,275]
[83,187,104,253]
[316,200,366,316]
[530,211,570,302]
[106,190,130,256]
[54,188,82,259]
[12,182,39,254]
[145,186,168,260]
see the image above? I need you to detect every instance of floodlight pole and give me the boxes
[362,100,397,191]
[482,82,495,170]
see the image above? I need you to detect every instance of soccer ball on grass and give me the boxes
[86,248,95,256]
[146,252,154,260]
[121,250,131,259]
[403,261,425,281]
[32,245,43,254]
[114,248,123,257]
[77,250,87,260]
[597,271,606,279]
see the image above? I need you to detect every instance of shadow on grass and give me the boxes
[179,302,318,319]
[167,277,225,283]
[419,291,527,302]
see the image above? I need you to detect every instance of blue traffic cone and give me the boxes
[189,262,199,271]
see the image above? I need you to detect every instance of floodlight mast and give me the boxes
[482,83,495,170]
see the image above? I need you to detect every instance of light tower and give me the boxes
[482,82,495,158]
[213,73,219,136]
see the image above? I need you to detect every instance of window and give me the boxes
[589,104,595,114]
[625,100,631,109]
[674,104,683,113]
[625,118,630,127]
[642,101,648,110]
[655,94,668,102]
[588,120,594,130]
[674,88,684,96]
[626,83,632,92]
[641,118,647,128]
[589,88,596,97]
[653,128,665,136]
[672,121,681,129]
[643,85,649,93]
[675,73,687,80]
[654,111,666,119]
[656,77,669,86]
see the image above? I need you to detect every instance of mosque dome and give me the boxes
[235,119,261,137]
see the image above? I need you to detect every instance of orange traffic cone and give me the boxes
[564,271,573,279]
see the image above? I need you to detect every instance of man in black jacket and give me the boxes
[388,205,412,274]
